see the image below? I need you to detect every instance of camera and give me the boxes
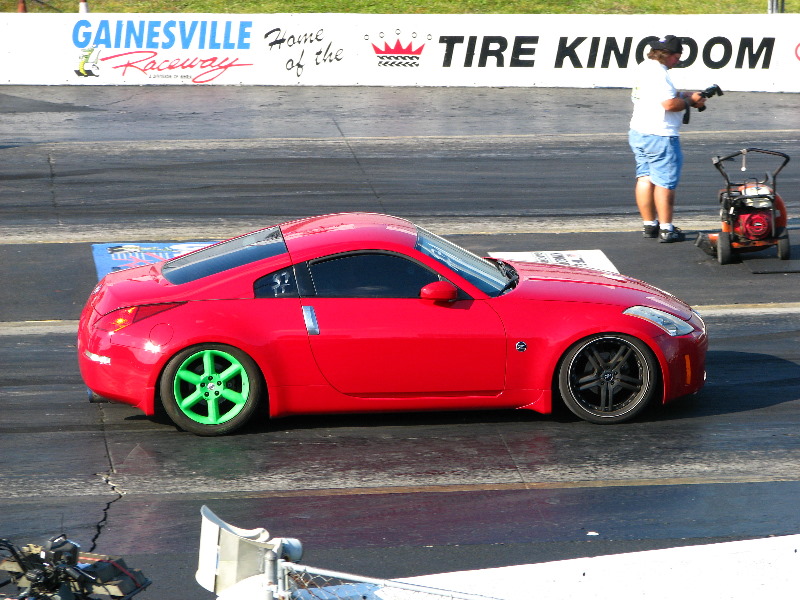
[1,534,150,599]
[683,84,723,123]
[41,534,80,567]
[697,84,723,112]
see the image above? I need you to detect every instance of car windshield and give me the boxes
[415,227,509,295]
[162,227,287,284]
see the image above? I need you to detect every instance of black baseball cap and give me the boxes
[650,35,683,54]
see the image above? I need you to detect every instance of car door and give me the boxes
[299,251,507,397]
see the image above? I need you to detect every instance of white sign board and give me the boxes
[1,13,799,90]
[489,250,619,273]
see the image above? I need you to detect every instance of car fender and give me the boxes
[492,298,678,402]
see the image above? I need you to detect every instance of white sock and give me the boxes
[643,220,658,226]
[660,223,674,231]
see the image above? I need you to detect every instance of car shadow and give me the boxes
[649,349,800,421]
[235,406,543,435]
[123,396,544,435]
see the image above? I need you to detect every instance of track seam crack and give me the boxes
[332,116,386,211]
[90,405,125,553]
[46,153,64,227]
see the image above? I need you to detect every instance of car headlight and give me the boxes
[623,306,694,336]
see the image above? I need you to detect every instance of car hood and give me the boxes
[506,261,694,319]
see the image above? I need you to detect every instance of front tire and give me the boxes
[558,334,658,424]
[160,344,263,436]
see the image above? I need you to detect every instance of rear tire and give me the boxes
[160,344,263,436]
[717,231,733,265]
[777,229,791,261]
[558,334,658,424]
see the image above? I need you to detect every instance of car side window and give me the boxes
[307,253,440,298]
[254,266,300,298]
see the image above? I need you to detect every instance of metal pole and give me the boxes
[265,550,278,586]
[766,0,783,12]
[264,550,278,600]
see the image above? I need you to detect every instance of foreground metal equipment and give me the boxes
[195,506,499,600]
[0,535,150,600]
[696,148,791,264]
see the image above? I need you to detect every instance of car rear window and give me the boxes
[162,227,287,284]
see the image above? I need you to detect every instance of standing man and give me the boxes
[629,35,706,243]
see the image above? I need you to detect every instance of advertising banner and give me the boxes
[90,241,216,280]
[1,13,798,90]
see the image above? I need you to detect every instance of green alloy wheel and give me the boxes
[160,344,263,436]
[558,334,658,424]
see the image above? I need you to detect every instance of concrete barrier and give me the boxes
[403,534,800,599]
[1,14,799,90]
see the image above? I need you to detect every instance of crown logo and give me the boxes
[371,40,425,56]
[371,39,424,67]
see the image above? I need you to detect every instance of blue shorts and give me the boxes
[629,130,683,190]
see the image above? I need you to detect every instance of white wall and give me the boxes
[2,13,798,90]
[402,534,800,600]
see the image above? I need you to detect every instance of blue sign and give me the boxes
[91,241,217,280]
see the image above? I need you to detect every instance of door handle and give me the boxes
[302,305,320,335]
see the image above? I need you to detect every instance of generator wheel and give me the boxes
[777,229,791,261]
[717,231,733,265]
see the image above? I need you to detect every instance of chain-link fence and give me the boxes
[196,506,503,600]
[282,563,501,600]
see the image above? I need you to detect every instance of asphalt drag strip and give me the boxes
[1,310,800,600]
[2,244,799,600]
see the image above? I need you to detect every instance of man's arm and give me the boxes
[662,91,707,112]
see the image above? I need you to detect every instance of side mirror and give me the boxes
[420,280,458,302]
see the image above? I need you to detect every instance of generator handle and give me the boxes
[712,147,790,189]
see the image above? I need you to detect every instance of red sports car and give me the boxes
[78,213,707,436]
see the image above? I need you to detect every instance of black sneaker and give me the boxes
[659,227,686,243]
[643,224,659,238]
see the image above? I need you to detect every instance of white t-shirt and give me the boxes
[630,59,682,137]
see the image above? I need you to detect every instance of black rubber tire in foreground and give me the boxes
[717,231,733,265]
[777,229,791,261]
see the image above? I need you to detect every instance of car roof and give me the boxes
[280,213,419,262]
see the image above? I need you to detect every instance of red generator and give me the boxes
[698,148,791,265]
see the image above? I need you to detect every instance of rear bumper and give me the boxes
[78,334,161,416]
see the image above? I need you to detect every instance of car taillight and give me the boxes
[95,303,184,332]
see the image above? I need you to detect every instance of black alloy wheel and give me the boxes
[558,334,658,424]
